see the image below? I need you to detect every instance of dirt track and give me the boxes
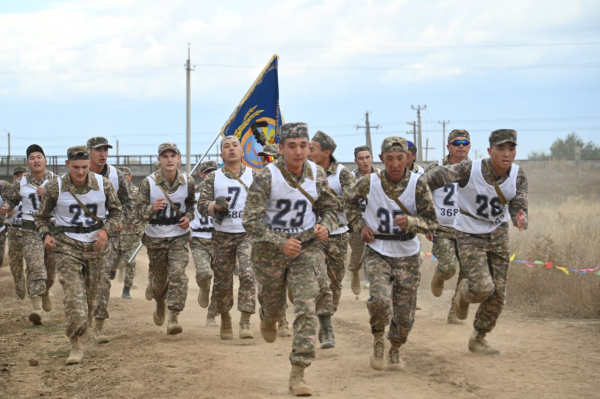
[1,248,599,399]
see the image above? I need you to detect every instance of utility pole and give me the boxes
[184,43,195,174]
[355,111,379,149]
[113,135,120,165]
[411,105,426,162]
[3,129,10,176]
[406,121,417,147]
[438,120,450,156]
[423,138,435,162]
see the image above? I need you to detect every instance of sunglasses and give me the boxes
[407,141,414,147]
[262,155,275,162]
[450,140,470,147]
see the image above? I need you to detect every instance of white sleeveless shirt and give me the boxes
[106,164,119,192]
[364,171,421,257]
[262,161,317,233]
[328,163,349,235]
[190,192,213,239]
[454,159,519,234]
[144,173,189,238]
[432,160,459,228]
[213,167,253,233]
[21,174,53,221]
[8,202,23,227]
[55,174,106,242]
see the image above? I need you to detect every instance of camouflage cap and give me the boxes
[67,145,90,161]
[280,123,309,141]
[220,136,240,151]
[158,142,181,155]
[257,144,280,157]
[447,129,471,143]
[200,160,218,173]
[354,145,372,158]
[380,136,409,154]
[489,129,517,146]
[13,165,27,175]
[407,140,417,154]
[311,131,337,153]
[118,166,131,175]
[86,136,113,149]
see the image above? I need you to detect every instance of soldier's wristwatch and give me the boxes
[41,232,51,241]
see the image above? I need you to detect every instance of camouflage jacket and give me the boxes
[242,158,340,251]
[4,170,56,211]
[344,168,438,235]
[96,164,132,224]
[197,164,258,217]
[350,166,379,182]
[423,158,528,230]
[34,171,123,235]
[122,181,143,237]
[136,168,196,224]
[324,161,354,213]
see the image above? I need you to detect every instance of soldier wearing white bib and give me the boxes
[34,145,123,365]
[424,130,471,325]
[137,143,196,335]
[198,136,258,341]
[407,140,425,176]
[424,129,528,355]
[6,166,28,300]
[345,136,437,372]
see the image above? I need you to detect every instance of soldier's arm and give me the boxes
[3,179,22,211]
[136,178,155,223]
[315,165,340,232]
[344,174,371,233]
[34,178,59,234]
[184,175,196,221]
[509,167,528,229]
[406,178,438,234]
[242,168,287,250]
[337,167,354,211]
[116,169,132,223]
[103,178,123,235]
[198,172,217,217]
[423,161,439,174]
[424,159,472,191]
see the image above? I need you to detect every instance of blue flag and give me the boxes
[220,54,283,169]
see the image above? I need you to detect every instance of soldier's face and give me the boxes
[27,152,47,173]
[66,160,90,185]
[220,139,243,163]
[308,141,329,166]
[447,136,470,160]
[158,150,178,173]
[13,172,25,181]
[280,138,309,170]
[354,151,372,173]
[488,142,517,173]
[125,174,132,183]
[90,146,109,168]
[379,149,409,183]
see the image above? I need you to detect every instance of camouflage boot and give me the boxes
[387,343,405,371]
[239,311,254,339]
[260,319,277,343]
[145,279,153,301]
[287,288,294,305]
[278,315,292,337]
[197,280,210,308]
[453,279,470,320]
[167,311,183,335]
[29,295,43,325]
[153,298,166,326]
[220,312,234,340]
[206,312,219,328]
[430,269,444,297]
[468,330,500,355]
[121,285,132,300]
[66,337,83,365]
[289,365,312,397]
[318,315,335,349]
[41,292,53,312]
[370,331,386,371]
[447,301,464,325]
[351,270,361,295]
[93,318,110,344]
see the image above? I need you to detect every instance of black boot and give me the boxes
[318,315,335,349]
[110,270,116,280]
[121,285,132,299]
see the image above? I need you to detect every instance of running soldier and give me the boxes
[308,131,352,349]
[2,146,57,325]
[34,145,123,364]
[137,143,195,335]
[424,130,471,324]
[6,166,27,299]
[407,141,425,175]
[345,136,437,371]
[189,160,219,327]
[198,136,258,340]
[0,175,12,268]
[243,122,339,396]
[87,136,132,343]
[424,129,528,354]
[115,166,143,299]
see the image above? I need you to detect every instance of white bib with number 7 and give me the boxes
[213,167,253,233]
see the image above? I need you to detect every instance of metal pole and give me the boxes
[365,112,372,150]
[438,120,449,157]
[185,44,194,174]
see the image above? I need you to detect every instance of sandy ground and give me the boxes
[1,248,600,399]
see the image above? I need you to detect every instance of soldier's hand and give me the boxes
[44,235,56,251]
[214,202,229,211]
[178,216,190,230]
[516,209,526,232]
[36,186,45,196]
[282,238,302,257]
[93,229,109,251]
[393,215,408,231]
[0,205,8,216]
[360,226,375,243]
[115,223,124,234]
[7,209,16,218]
[314,224,329,242]
[152,198,167,212]
[425,233,434,242]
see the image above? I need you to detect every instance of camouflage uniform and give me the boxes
[0,179,11,267]
[198,164,258,316]
[7,201,25,299]
[33,146,123,339]
[115,176,143,288]
[345,137,438,347]
[424,129,528,335]
[242,122,340,368]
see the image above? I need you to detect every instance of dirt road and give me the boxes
[1,249,599,399]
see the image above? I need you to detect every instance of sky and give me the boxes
[1,0,599,163]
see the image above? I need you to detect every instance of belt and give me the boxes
[301,238,315,247]
[192,227,214,233]
[373,233,416,241]
[20,221,37,231]
[58,221,104,234]
[149,217,180,226]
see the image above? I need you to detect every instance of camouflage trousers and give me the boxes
[456,225,510,334]
[211,231,256,315]
[93,235,118,319]
[365,246,421,346]
[317,232,348,315]
[54,234,104,339]
[144,232,190,312]
[21,228,56,297]
[8,228,25,299]
[348,232,365,274]
[115,235,140,288]
[432,227,464,307]
[0,228,6,267]
[252,239,320,368]
[190,236,217,316]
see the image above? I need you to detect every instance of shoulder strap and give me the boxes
[149,176,183,216]
[377,171,411,216]
[274,162,316,209]
[69,191,104,225]
[484,159,507,205]
[222,167,250,192]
